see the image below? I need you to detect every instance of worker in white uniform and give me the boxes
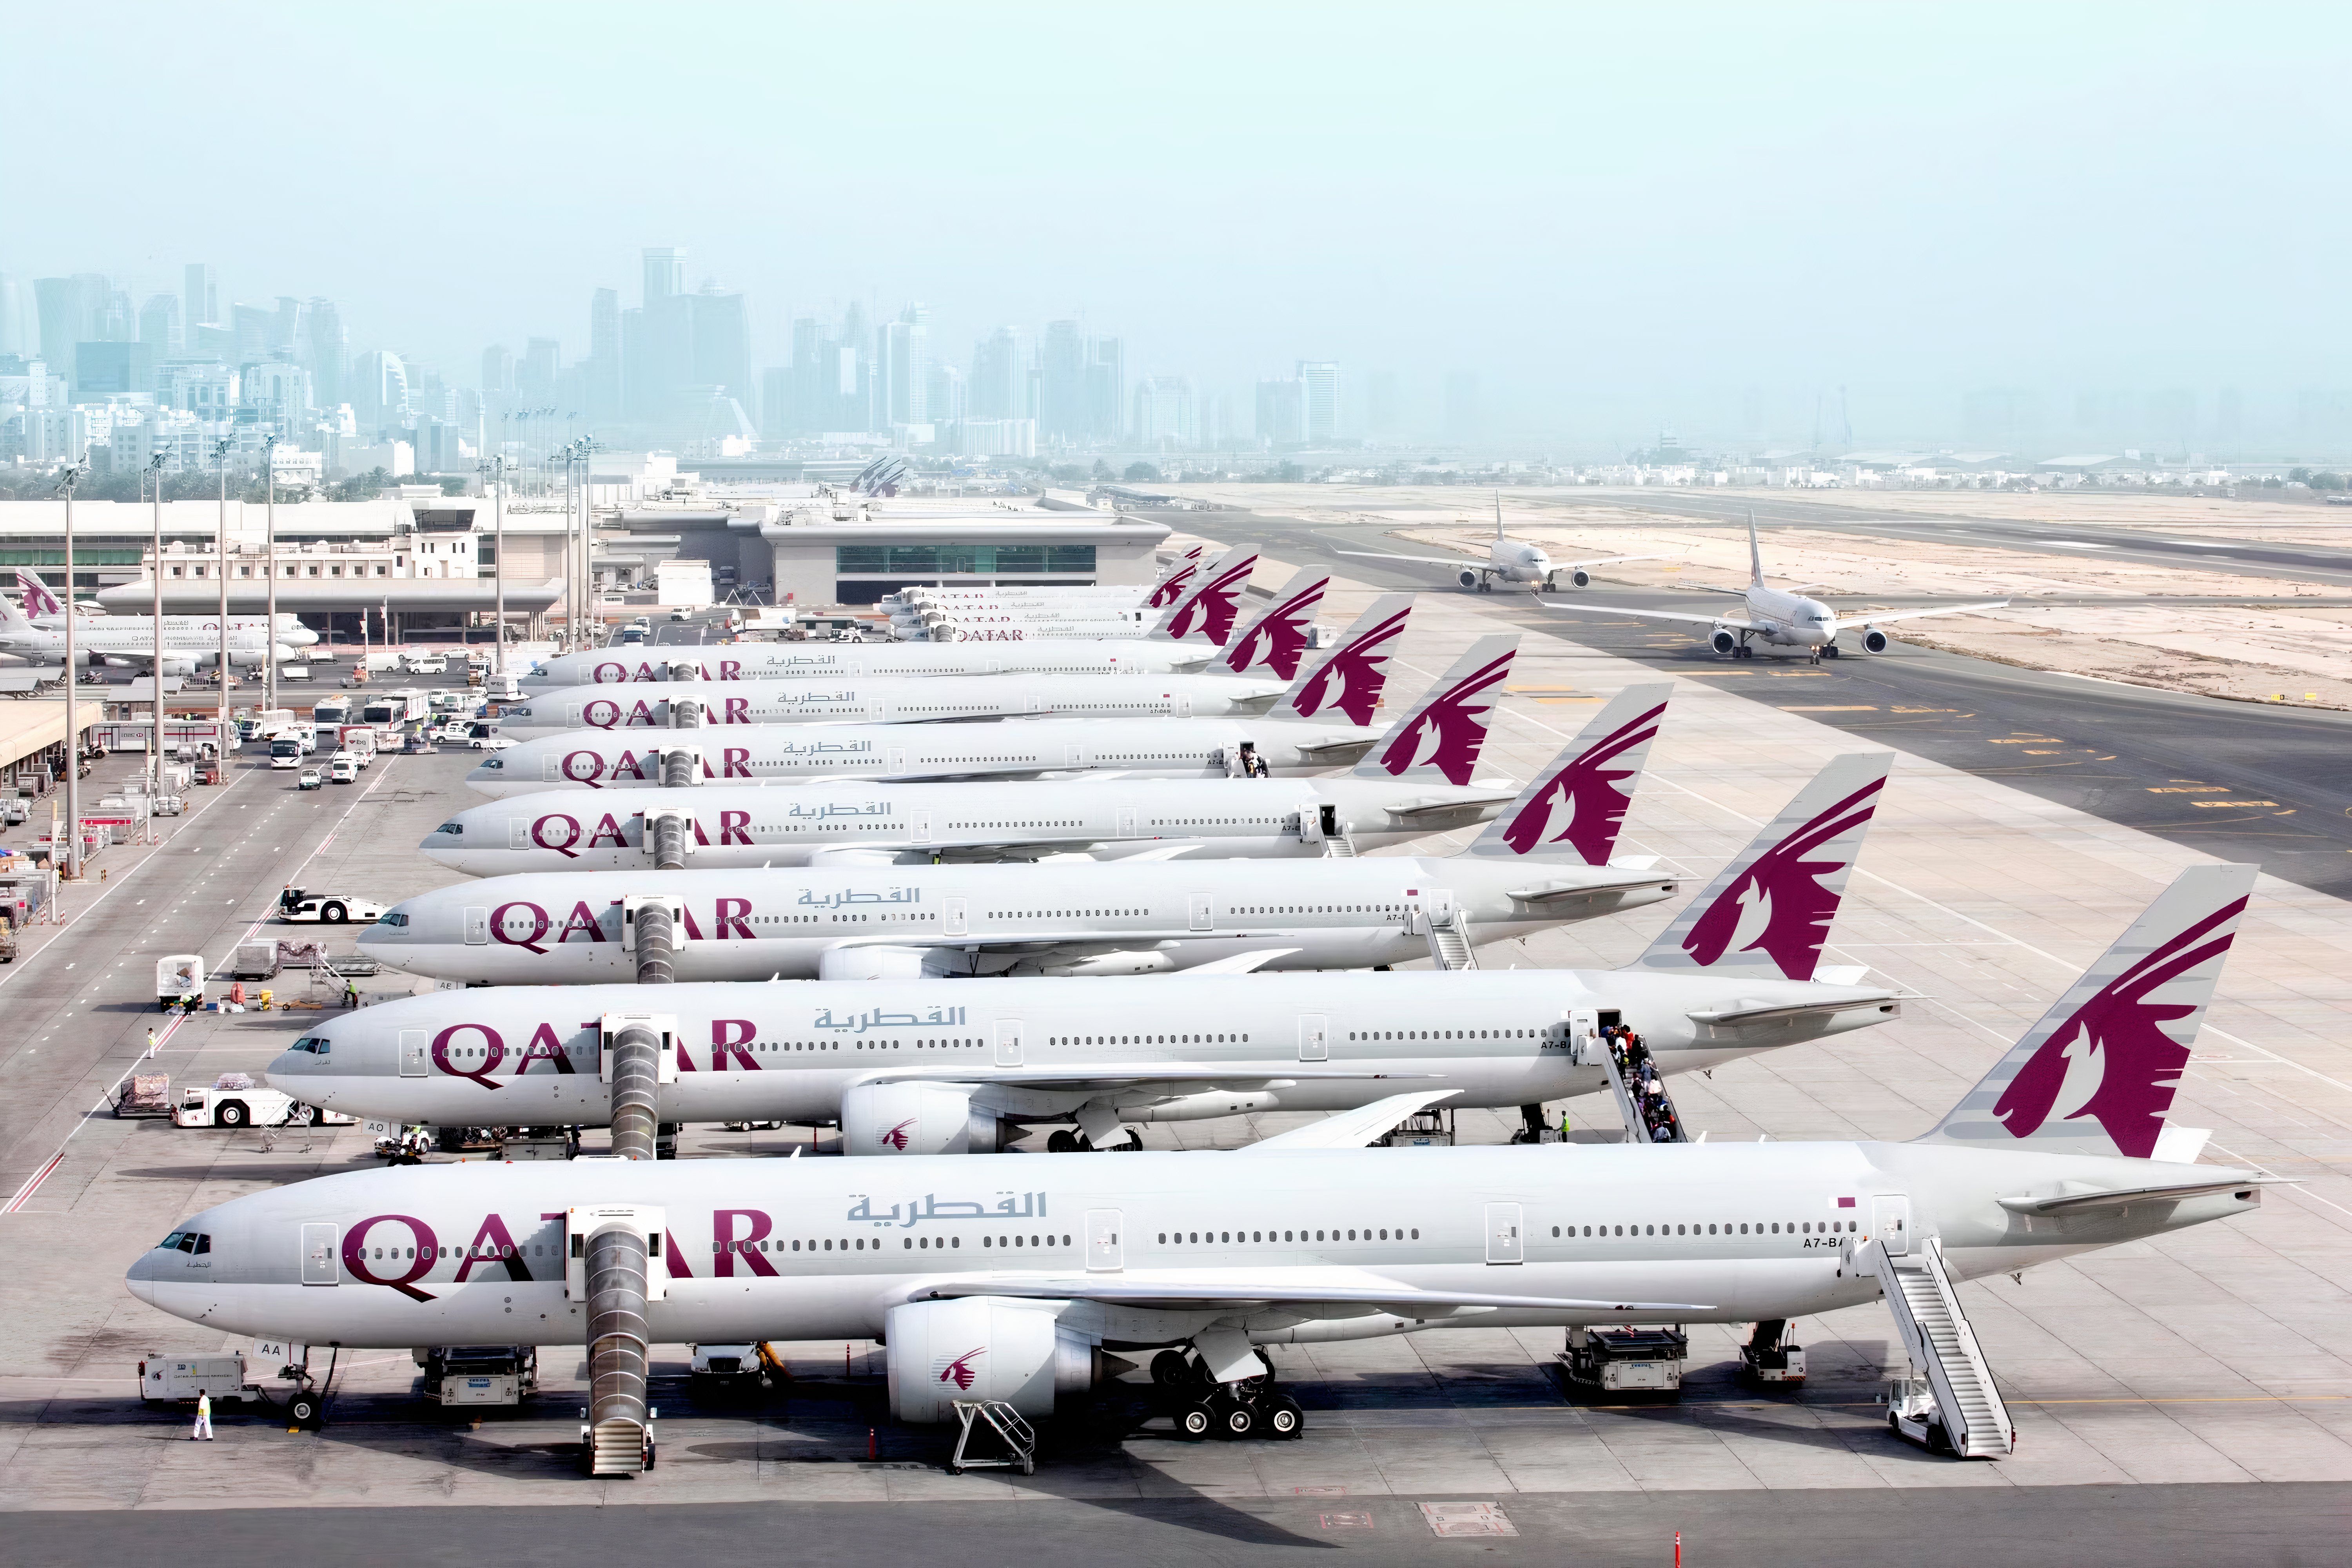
[191,1389,213,1441]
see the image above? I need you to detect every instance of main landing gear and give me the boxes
[1152,1348,1304,1441]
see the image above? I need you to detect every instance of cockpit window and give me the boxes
[482,758,503,770]
[289,1036,332,1054]
[374,912,409,928]
[434,821,463,836]
[160,1232,209,1253]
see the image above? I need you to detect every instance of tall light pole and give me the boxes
[479,452,508,678]
[149,450,168,794]
[55,456,86,881]
[261,432,279,716]
[213,437,232,739]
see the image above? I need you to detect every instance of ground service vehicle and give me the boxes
[270,737,303,770]
[277,886,384,924]
[170,1073,348,1129]
[417,1346,537,1407]
[328,755,357,784]
[297,768,322,789]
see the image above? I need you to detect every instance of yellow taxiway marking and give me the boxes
[1779,706,1878,712]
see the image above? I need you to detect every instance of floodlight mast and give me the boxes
[214,437,232,740]
[55,456,86,881]
[150,451,168,794]
[261,432,279,716]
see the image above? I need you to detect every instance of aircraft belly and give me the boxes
[666,1075,837,1123]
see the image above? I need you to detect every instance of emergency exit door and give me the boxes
[1085,1209,1123,1272]
[509,819,529,849]
[944,897,968,937]
[886,746,907,773]
[399,1031,428,1077]
[1116,806,1138,838]
[994,1020,1024,1068]
[1298,1014,1329,1062]
[1484,1202,1524,1265]
[301,1223,339,1285]
[912,811,932,845]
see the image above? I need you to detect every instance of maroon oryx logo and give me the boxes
[1991,897,2246,1158]
[1164,555,1258,644]
[1373,647,1512,784]
[934,1347,985,1391]
[1147,552,1204,608]
[1498,701,1665,862]
[881,1118,916,1152]
[1221,577,1326,680]
[1681,775,1885,980]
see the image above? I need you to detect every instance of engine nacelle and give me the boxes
[1570,568,1592,588]
[842,1080,1006,1156]
[158,655,197,677]
[1456,568,1480,589]
[884,1298,1096,1423]
[1861,627,1889,654]
[229,648,271,669]
[817,944,933,982]
[1710,628,1739,655]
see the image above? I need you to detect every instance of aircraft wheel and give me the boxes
[289,1394,319,1427]
[1212,1396,1256,1440]
[1175,1402,1215,1441]
[1823,644,1842,659]
[1264,1394,1304,1439]
[1151,1350,1191,1387]
[321,902,348,924]
[1047,1129,1080,1152]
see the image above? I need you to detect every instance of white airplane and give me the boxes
[359,746,1884,985]
[493,669,1288,742]
[465,595,1426,797]
[16,569,317,644]
[890,550,1264,643]
[882,543,1207,610]
[1542,512,2009,662]
[1335,494,1665,593]
[419,683,1577,873]
[154,864,2259,1457]
[0,595,294,672]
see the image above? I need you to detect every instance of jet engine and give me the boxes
[1861,627,1889,654]
[228,648,272,669]
[842,1081,1009,1155]
[1457,568,1480,589]
[1710,628,1739,655]
[1569,568,1592,588]
[158,655,197,677]
[885,1298,1100,1423]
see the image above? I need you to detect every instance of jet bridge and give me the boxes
[1862,1232,2015,1458]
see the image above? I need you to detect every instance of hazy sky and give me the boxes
[9,3,2350,445]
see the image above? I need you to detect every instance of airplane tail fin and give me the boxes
[1915,863,2256,1160]
[1746,510,1764,588]
[1628,753,1891,981]
[1494,491,1505,542]
[1144,549,1259,646]
[1142,544,1207,609]
[1350,632,1516,785]
[1461,683,1671,864]
[16,569,60,618]
[1220,571,1329,680]
[0,592,32,632]
[1278,593,1411,724]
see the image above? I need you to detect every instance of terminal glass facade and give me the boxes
[835,544,1096,576]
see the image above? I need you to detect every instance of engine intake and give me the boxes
[1861,627,1889,654]
[842,1081,1007,1155]
[884,1298,1098,1423]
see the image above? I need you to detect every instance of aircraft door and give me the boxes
[1187,893,1214,932]
[886,746,907,773]
[1065,744,1087,767]
[399,1030,428,1077]
[1568,1007,1598,1065]
[912,811,932,845]
[1871,1194,1911,1257]
[1085,1209,1123,1272]
[1298,1014,1329,1062]
[542,756,561,782]
[1319,803,1340,839]
[1296,804,1324,844]
[1175,694,1193,718]
[944,897,967,937]
[1484,1202,1524,1265]
[1426,888,1456,924]
[508,818,529,850]
[1116,806,1138,838]
[301,1223,339,1285]
[994,1019,1024,1068]
[463,907,488,945]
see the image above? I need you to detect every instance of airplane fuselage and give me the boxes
[523,641,1212,687]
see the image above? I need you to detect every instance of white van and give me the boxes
[327,753,357,784]
[405,653,448,676]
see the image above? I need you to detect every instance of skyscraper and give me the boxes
[182,263,217,336]
[308,299,345,413]
[231,303,275,366]
[691,287,751,404]
[1132,376,1198,449]
[1086,337,1124,441]
[879,304,929,428]
[1298,361,1340,442]
[138,294,181,357]
[586,288,622,422]
[1255,377,1303,446]
[521,338,561,402]
[481,345,516,402]
[970,327,1033,421]
[1040,320,1087,443]
[643,247,684,303]
[34,274,109,365]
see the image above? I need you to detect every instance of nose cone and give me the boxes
[125,1250,157,1305]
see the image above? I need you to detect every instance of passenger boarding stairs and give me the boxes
[1599,1032,1686,1143]
[1321,831,1357,858]
[1425,910,1476,970]
[1862,1235,2014,1458]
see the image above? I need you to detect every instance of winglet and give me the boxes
[1351,633,1516,785]
[1462,684,1670,864]
[1281,593,1412,724]
[1628,753,1892,981]
[1220,571,1328,680]
[1915,863,2257,1159]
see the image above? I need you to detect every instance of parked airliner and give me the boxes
[157,866,2261,1450]
[465,596,1425,797]
[1336,494,1664,592]
[0,596,295,671]
[1543,512,2009,662]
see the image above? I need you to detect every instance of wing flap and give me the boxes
[1236,1091,1458,1152]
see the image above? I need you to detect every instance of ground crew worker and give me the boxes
[190,1389,213,1441]
[345,979,359,1009]
[145,1028,158,1058]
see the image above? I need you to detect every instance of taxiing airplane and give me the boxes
[428,679,1657,874]
[0,595,295,671]
[154,865,2259,1452]
[1336,494,1665,593]
[362,744,1882,985]
[1543,512,2009,662]
[466,596,1426,797]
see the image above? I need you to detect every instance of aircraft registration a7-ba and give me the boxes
[277,771,1904,1148]
[1334,494,1666,593]
[150,866,2264,1448]
[363,729,1891,983]
[431,638,1580,873]
[1543,512,2008,662]
[465,595,1428,797]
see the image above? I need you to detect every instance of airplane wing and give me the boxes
[1330,548,1496,572]
[1236,1091,1458,1152]
[1562,554,1674,570]
[912,1275,1713,1316]
[1537,599,1767,632]
[1827,600,2009,630]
